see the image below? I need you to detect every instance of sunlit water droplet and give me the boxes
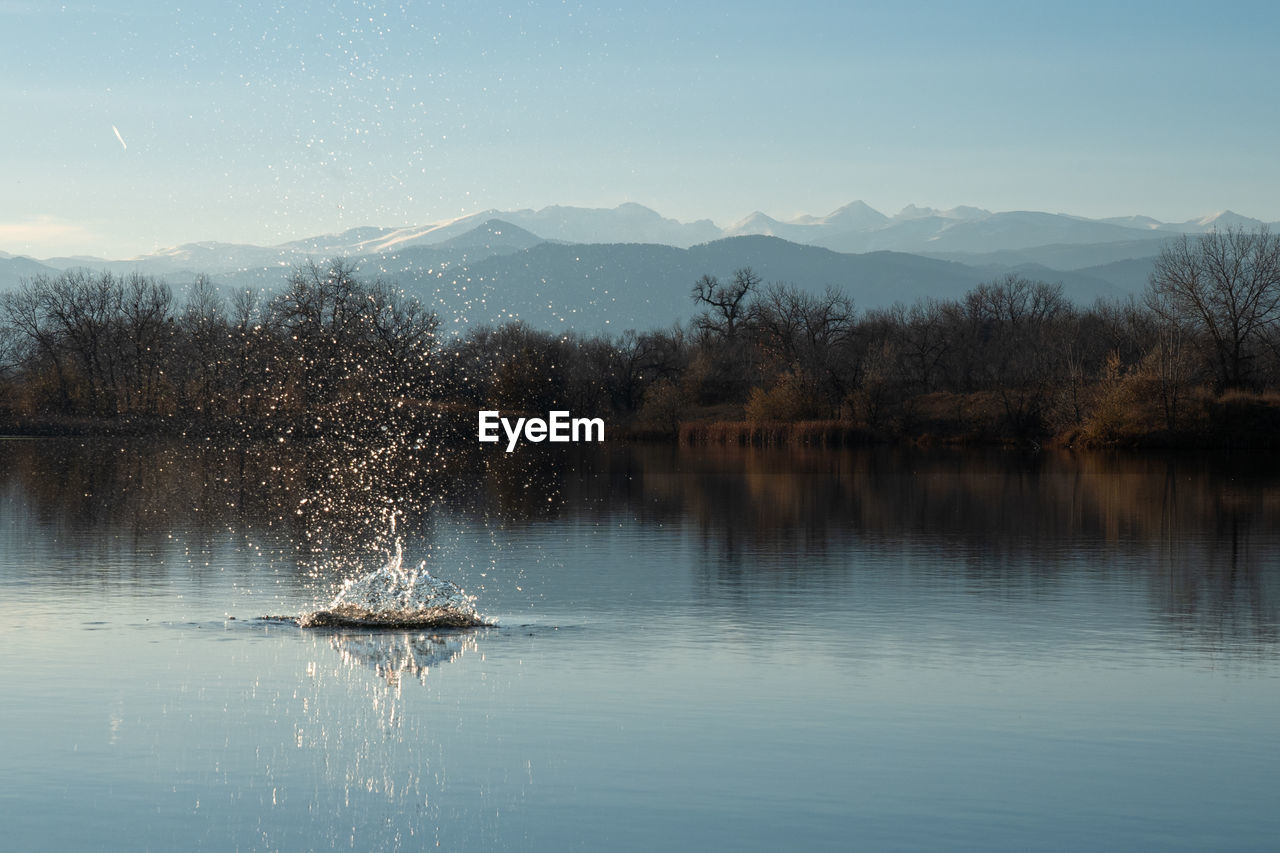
[300,536,488,628]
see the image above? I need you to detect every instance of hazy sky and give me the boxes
[3,0,1278,258]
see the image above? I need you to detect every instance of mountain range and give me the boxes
[2,202,1274,332]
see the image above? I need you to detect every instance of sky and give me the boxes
[2,0,1279,259]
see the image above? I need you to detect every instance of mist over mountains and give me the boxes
[3,202,1275,332]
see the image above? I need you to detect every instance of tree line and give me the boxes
[0,261,436,426]
[2,228,1279,445]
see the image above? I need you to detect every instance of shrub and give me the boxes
[744,375,823,424]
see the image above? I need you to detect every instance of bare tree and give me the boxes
[898,299,952,394]
[269,259,373,406]
[46,270,124,413]
[963,274,1071,435]
[365,280,439,398]
[2,279,73,411]
[610,328,686,414]
[691,267,759,340]
[1147,226,1280,390]
[117,272,174,413]
[1146,324,1195,431]
[750,282,856,413]
[176,274,229,412]
[228,287,274,416]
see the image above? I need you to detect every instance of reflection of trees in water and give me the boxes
[0,437,265,585]
[3,438,1277,645]
[617,446,1280,646]
[1149,481,1279,648]
[0,435,559,579]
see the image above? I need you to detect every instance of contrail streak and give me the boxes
[112,125,127,150]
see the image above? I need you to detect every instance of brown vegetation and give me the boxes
[4,228,1280,449]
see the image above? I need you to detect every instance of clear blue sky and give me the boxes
[2,0,1278,258]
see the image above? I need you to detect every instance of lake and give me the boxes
[1,437,1278,851]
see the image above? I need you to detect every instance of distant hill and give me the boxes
[0,256,62,292]
[1158,210,1269,233]
[918,238,1171,271]
[496,203,722,247]
[0,222,1166,332]
[435,219,545,255]
[1072,257,1161,295]
[202,235,1002,332]
[813,211,1168,255]
[333,235,1111,333]
[10,200,1277,281]
[7,201,1277,330]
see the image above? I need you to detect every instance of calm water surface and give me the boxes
[1,438,1278,851]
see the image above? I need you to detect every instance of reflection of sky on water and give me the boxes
[2,439,1278,651]
[1,439,1278,850]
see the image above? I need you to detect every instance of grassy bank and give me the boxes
[8,389,1280,452]
[678,420,876,448]
[674,389,1280,451]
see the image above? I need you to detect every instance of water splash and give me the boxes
[300,535,489,629]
